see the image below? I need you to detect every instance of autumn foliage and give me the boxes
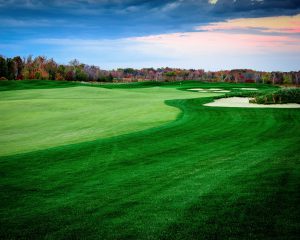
[0,55,299,85]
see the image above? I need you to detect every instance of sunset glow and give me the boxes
[0,0,299,70]
[197,14,300,34]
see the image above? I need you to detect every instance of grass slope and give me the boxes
[0,81,299,239]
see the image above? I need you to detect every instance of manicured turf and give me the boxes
[0,81,299,239]
[0,84,219,156]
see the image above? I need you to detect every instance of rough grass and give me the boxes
[0,81,299,239]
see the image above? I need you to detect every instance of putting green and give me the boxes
[0,86,219,156]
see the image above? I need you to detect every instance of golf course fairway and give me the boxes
[0,81,299,239]
[0,84,219,156]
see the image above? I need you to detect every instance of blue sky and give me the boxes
[0,0,300,70]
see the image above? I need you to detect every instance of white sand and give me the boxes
[212,90,231,93]
[208,88,224,91]
[233,88,258,91]
[204,97,300,108]
[188,88,231,93]
[187,88,229,93]
[240,88,258,91]
[188,88,205,91]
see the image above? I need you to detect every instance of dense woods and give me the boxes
[0,55,299,85]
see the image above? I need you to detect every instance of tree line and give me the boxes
[0,55,299,85]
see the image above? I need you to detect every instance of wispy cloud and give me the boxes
[0,18,65,27]
[132,32,300,56]
[196,14,300,34]
[13,15,298,71]
[208,0,218,5]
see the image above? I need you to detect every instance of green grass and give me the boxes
[0,80,80,92]
[0,83,219,156]
[0,81,299,239]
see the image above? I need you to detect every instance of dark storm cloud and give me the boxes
[0,0,299,39]
[213,0,300,16]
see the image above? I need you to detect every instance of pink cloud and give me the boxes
[197,14,300,34]
[26,14,300,70]
[132,31,300,56]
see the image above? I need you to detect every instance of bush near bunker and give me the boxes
[250,88,300,104]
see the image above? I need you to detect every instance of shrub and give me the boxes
[251,88,300,104]
[55,73,64,81]
[97,74,113,82]
[35,71,41,79]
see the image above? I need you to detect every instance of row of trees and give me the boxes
[0,56,114,82]
[0,55,299,85]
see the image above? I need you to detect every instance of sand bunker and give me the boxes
[233,88,258,91]
[212,90,230,93]
[187,88,230,93]
[188,88,205,91]
[208,88,224,91]
[204,97,300,108]
[240,88,258,91]
[188,88,230,93]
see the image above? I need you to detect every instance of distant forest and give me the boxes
[0,55,299,85]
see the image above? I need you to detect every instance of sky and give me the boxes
[0,0,300,71]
